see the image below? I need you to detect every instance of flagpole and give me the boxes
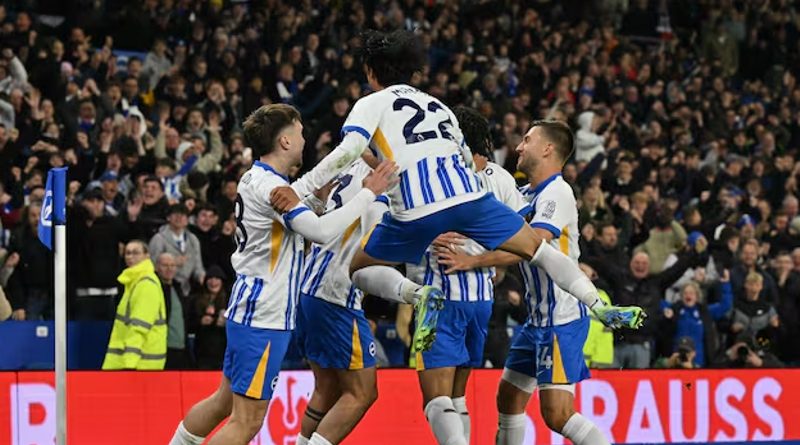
[55,222,66,445]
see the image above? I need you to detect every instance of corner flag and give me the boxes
[38,167,67,249]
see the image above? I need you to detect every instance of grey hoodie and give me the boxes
[148,224,205,295]
[575,111,605,163]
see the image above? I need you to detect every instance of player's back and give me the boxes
[519,174,586,327]
[347,84,482,220]
[300,161,378,310]
[407,162,527,302]
[228,161,304,330]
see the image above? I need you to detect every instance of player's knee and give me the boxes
[230,411,266,437]
[540,403,573,432]
[496,379,528,414]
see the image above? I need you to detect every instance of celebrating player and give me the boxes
[405,106,530,445]
[168,104,395,445]
[438,121,617,445]
[294,155,390,445]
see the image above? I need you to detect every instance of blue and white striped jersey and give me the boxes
[406,162,528,302]
[226,161,305,330]
[300,161,387,310]
[341,84,483,221]
[518,174,587,327]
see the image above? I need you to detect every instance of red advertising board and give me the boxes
[1,369,797,444]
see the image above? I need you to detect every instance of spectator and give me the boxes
[731,272,780,340]
[661,271,733,367]
[482,266,527,368]
[772,252,800,361]
[68,188,126,321]
[655,336,699,369]
[189,265,229,369]
[575,110,613,163]
[6,202,51,320]
[102,240,166,370]
[156,252,192,369]
[124,175,169,241]
[148,204,204,295]
[188,203,235,283]
[723,329,783,368]
[586,239,708,368]
[731,239,779,306]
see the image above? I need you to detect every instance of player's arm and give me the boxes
[280,162,397,244]
[434,229,550,273]
[291,96,383,198]
[290,131,370,198]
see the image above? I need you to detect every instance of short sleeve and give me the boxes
[530,183,575,238]
[341,93,385,143]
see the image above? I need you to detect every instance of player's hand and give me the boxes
[363,160,398,195]
[431,232,467,251]
[313,179,338,202]
[270,186,301,213]
[434,243,475,273]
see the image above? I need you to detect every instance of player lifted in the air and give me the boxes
[293,155,390,445]
[404,106,530,445]
[270,30,645,444]
[438,121,614,445]
[169,104,395,445]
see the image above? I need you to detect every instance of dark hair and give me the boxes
[359,29,425,87]
[144,174,165,190]
[197,203,218,215]
[242,104,301,158]
[453,106,493,159]
[531,120,574,162]
[156,158,176,170]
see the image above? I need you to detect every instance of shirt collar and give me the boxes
[531,173,562,196]
[254,160,289,182]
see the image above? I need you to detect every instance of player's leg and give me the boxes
[539,386,609,445]
[207,393,268,445]
[298,363,341,444]
[416,300,471,445]
[209,322,292,444]
[350,216,447,351]
[537,318,609,444]
[169,376,233,445]
[451,367,472,442]
[451,299,491,443]
[311,366,377,444]
[495,325,537,445]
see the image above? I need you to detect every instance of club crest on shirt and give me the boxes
[540,200,556,219]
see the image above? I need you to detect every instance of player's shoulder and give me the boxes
[541,174,574,197]
[482,162,515,182]
[241,162,289,198]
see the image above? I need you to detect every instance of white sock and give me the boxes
[451,396,471,443]
[309,432,333,445]
[169,421,205,445]
[561,413,610,445]
[531,242,602,309]
[297,435,311,445]
[352,266,420,304]
[496,413,526,445]
[425,396,468,445]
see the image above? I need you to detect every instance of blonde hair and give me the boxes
[745,271,763,284]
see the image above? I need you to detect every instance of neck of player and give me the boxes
[260,153,292,176]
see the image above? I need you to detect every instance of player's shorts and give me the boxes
[296,293,377,370]
[416,300,492,371]
[504,316,591,385]
[363,192,525,264]
[223,320,292,400]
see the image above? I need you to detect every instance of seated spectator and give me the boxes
[731,272,780,340]
[102,240,166,370]
[156,252,192,369]
[189,265,228,369]
[661,271,733,367]
[149,204,204,295]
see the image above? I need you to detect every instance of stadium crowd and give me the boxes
[1,0,799,370]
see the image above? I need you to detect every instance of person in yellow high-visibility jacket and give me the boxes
[103,240,167,370]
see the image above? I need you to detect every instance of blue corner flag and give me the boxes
[38,167,67,250]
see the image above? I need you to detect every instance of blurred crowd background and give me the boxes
[1,0,799,370]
